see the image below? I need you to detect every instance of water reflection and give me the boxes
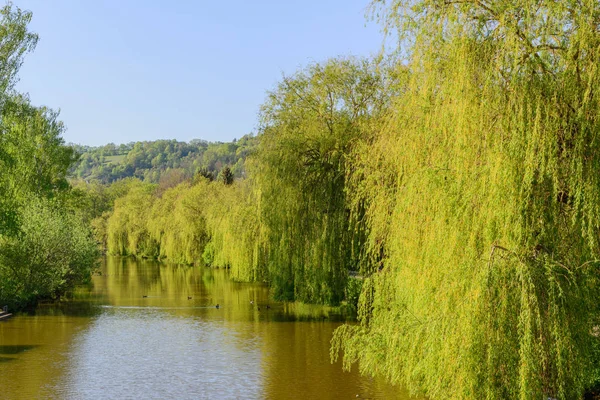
[0,257,409,399]
[60,310,263,399]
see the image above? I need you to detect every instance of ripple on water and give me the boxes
[1,259,412,400]
[50,308,263,400]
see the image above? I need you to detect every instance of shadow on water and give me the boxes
[0,345,39,354]
[0,356,15,362]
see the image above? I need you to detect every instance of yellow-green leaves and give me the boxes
[255,58,390,304]
[333,1,600,399]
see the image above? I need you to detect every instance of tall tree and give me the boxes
[333,1,600,399]
[218,166,234,185]
[0,4,39,234]
[0,4,98,310]
[0,96,76,234]
[256,57,391,304]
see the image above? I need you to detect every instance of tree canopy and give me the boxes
[0,3,98,310]
[332,1,600,399]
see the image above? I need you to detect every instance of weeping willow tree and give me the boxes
[106,179,209,263]
[256,57,391,304]
[104,174,262,274]
[106,180,158,257]
[201,175,266,282]
[332,1,600,399]
[147,181,208,264]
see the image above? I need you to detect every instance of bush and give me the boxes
[0,199,99,310]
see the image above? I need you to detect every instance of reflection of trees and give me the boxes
[1,257,404,399]
[99,257,205,308]
[95,257,407,398]
[258,321,405,400]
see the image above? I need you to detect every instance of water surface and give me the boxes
[0,257,409,399]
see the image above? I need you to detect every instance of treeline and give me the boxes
[69,135,258,184]
[84,0,600,398]
[0,5,98,310]
[332,1,600,399]
[93,58,389,307]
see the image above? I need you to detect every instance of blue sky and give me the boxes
[12,0,383,146]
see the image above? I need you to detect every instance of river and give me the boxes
[0,257,409,399]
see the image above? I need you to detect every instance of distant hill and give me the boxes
[69,134,258,184]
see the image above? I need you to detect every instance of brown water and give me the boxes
[0,257,409,399]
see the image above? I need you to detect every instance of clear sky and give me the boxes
[12,0,383,146]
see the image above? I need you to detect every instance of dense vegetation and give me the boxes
[5,0,599,397]
[331,1,600,399]
[70,135,257,184]
[0,4,98,310]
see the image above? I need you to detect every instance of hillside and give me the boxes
[69,134,258,184]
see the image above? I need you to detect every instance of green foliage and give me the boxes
[0,199,99,310]
[148,181,209,264]
[201,177,265,281]
[255,57,391,304]
[103,175,263,281]
[0,3,38,100]
[69,136,258,184]
[343,277,363,314]
[0,4,40,234]
[332,1,600,399]
[218,166,234,185]
[591,336,600,392]
[0,96,76,234]
[196,167,215,182]
[106,180,158,257]
[202,241,215,266]
[0,3,98,312]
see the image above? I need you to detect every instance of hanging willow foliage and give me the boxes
[106,180,158,258]
[201,175,266,282]
[104,175,263,277]
[332,1,600,399]
[146,181,209,264]
[255,57,392,304]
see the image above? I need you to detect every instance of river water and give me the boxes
[0,257,408,399]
